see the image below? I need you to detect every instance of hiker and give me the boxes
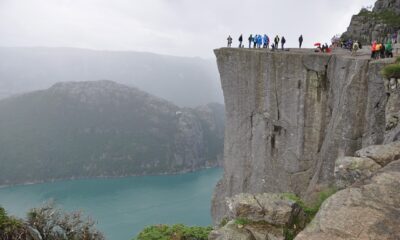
[371,41,377,59]
[380,43,386,59]
[238,34,243,48]
[299,35,303,48]
[385,40,393,58]
[281,36,286,50]
[227,35,233,47]
[351,41,359,56]
[274,35,280,50]
[265,35,270,48]
[393,33,397,44]
[253,35,258,48]
[248,34,253,48]
[257,35,262,48]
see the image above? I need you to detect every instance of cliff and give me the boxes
[211,48,398,223]
[0,80,224,186]
[342,0,400,43]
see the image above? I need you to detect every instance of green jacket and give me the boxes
[386,41,393,52]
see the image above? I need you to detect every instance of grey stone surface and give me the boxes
[211,48,399,224]
[208,221,254,240]
[226,193,299,226]
[208,221,285,240]
[334,157,382,189]
[295,160,400,240]
[356,141,400,166]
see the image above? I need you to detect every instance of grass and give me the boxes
[382,64,400,79]
[134,224,212,240]
[234,218,252,226]
[283,187,337,222]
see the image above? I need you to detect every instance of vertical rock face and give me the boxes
[211,48,397,223]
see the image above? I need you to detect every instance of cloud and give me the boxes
[0,0,376,57]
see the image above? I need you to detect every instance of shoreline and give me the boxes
[0,165,222,189]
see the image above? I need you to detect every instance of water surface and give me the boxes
[0,168,223,240]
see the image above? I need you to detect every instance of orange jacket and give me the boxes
[371,42,377,51]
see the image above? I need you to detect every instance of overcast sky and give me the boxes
[0,0,376,58]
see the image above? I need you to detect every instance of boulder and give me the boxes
[295,160,400,240]
[208,221,254,240]
[334,157,381,189]
[208,220,285,240]
[227,193,300,227]
[355,141,400,166]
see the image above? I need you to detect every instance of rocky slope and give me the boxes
[0,80,224,186]
[342,0,400,43]
[211,48,398,224]
[295,142,400,240]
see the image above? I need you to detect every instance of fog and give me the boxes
[0,0,376,58]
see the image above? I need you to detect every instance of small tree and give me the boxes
[27,203,104,240]
[0,206,27,240]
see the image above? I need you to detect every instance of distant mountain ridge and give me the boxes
[0,47,223,107]
[0,80,224,186]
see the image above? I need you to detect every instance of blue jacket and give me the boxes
[257,35,262,44]
[263,35,269,44]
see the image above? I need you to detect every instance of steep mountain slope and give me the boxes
[0,47,223,107]
[342,0,400,44]
[0,80,224,186]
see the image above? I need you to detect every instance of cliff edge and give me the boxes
[211,48,398,224]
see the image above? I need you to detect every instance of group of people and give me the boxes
[371,40,393,59]
[227,34,303,50]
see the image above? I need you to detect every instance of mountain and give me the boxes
[0,47,223,107]
[0,80,224,186]
[342,0,400,44]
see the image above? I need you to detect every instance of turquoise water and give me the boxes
[0,168,223,240]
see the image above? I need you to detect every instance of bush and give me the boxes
[27,202,105,240]
[283,187,337,223]
[382,64,400,79]
[134,224,212,240]
[0,206,27,240]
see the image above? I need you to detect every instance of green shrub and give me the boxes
[134,224,212,240]
[0,206,26,240]
[382,64,400,79]
[283,187,337,223]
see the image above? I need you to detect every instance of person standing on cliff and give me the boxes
[238,34,243,48]
[274,35,280,50]
[253,35,258,48]
[248,34,253,48]
[281,36,286,50]
[299,35,303,48]
[385,40,393,58]
[227,35,233,47]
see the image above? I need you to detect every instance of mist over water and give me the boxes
[0,168,223,240]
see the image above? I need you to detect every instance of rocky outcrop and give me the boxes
[295,146,400,240]
[342,0,400,44]
[211,48,398,224]
[334,157,381,189]
[209,193,304,240]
